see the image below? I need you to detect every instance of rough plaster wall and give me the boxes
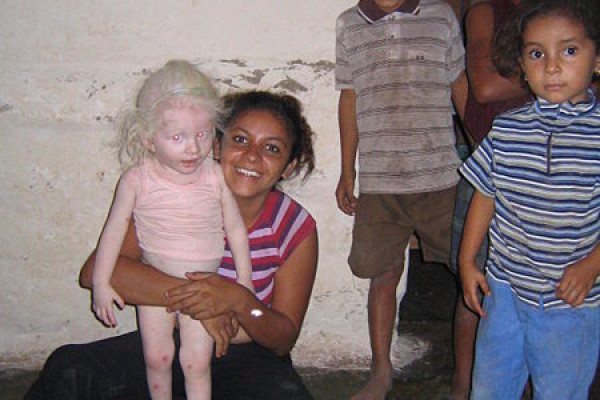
[0,0,458,370]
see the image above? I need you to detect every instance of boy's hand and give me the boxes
[92,283,124,327]
[556,259,600,306]
[335,172,356,215]
[460,262,490,317]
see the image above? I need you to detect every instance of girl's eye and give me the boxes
[197,131,205,139]
[529,49,543,60]
[564,46,577,56]
[172,134,181,141]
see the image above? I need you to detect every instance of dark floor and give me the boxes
[3,250,600,400]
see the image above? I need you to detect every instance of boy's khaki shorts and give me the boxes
[348,186,456,279]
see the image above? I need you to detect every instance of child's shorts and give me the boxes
[472,276,600,400]
[348,186,456,279]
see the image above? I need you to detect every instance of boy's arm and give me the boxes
[335,88,359,216]
[465,3,529,103]
[217,165,253,292]
[92,168,139,326]
[556,244,600,307]
[459,189,494,317]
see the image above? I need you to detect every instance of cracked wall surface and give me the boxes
[0,0,467,370]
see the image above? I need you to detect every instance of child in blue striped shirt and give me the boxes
[459,1,600,399]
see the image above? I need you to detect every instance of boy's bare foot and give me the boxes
[350,365,393,400]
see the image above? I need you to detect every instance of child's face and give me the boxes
[520,14,600,104]
[147,104,214,181]
[373,0,406,14]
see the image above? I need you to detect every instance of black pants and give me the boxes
[24,330,314,400]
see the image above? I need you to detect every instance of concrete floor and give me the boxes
[4,251,600,400]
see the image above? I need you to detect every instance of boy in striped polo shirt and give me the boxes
[335,0,465,398]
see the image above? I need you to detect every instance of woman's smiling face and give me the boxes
[217,109,296,202]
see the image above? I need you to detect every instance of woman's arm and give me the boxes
[465,3,529,104]
[80,217,239,355]
[167,229,319,356]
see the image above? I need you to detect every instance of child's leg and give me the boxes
[178,314,214,400]
[524,304,600,400]
[471,277,529,400]
[138,305,176,400]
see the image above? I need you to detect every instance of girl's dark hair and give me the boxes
[218,90,316,181]
[492,0,600,82]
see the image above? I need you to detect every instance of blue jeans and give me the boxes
[471,276,600,400]
[24,330,314,400]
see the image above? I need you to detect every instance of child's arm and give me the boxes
[335,88,359,216]
[92,167,139,327]
[556,244,600,307]
[216,165,254,293]
[459,189,494,317]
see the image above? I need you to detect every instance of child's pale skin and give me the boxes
[460,14,600,317]
[92,102,253,400]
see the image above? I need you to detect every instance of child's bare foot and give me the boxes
[350,365,393,400]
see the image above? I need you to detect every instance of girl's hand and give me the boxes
[165,272,251,320]
[460,262,490,317]
[92,283,125,327]
[556,260,600,306]
[201,314,238,357]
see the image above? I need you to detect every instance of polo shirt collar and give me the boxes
[357,0,421,23]
[535,89,597,120]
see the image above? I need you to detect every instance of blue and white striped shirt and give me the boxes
[461,90,600,309]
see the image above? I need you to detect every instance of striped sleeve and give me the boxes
[460,134,496,197]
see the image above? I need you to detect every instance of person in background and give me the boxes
[24,90,319,400]
[460,1,600,398]
[335,1,465,399]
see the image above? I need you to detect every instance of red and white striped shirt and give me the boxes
[218,189,316,306]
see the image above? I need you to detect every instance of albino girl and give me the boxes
[91,60,253,400]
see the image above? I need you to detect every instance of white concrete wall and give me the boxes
[0,0,438,370]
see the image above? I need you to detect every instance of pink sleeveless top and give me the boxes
[133,159,225,261]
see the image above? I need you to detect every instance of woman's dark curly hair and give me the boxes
[217,90,316,181]
[492,0,600,83]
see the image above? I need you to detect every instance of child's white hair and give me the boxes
[116,60,221,170]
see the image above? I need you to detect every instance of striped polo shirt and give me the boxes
[461,90,600,309]
[335,0,464,194]
[218,189,316,306]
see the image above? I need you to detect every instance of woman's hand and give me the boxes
[165,272,251,320]
[201,314,238,357]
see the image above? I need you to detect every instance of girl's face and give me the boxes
[147,104,214,184]
[217,110,297,202]
[520,14,600,104]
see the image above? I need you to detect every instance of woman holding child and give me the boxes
[25,89,319,400]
